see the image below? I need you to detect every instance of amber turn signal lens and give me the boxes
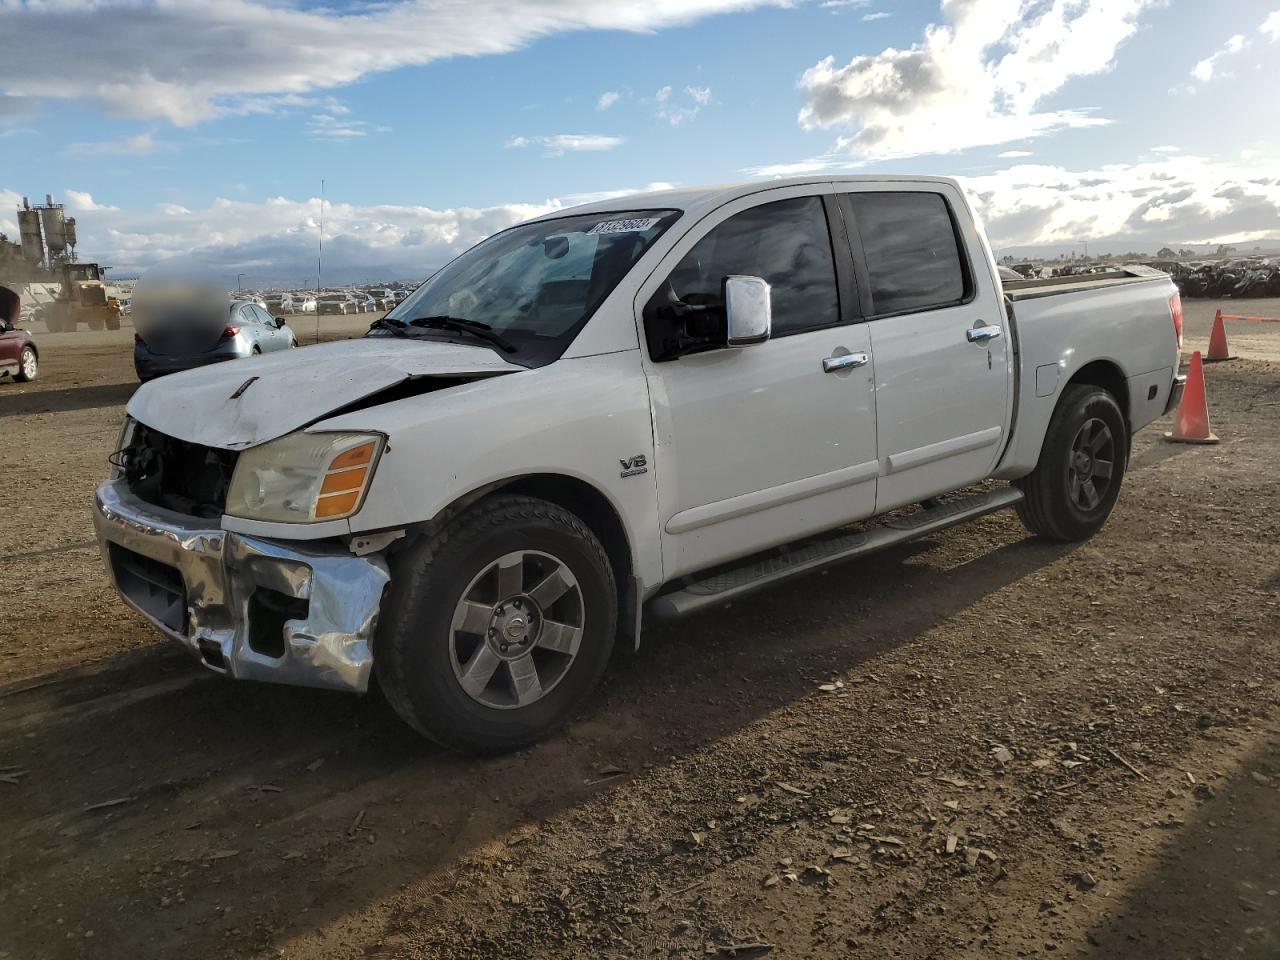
[330,441,375,470]
[315,490,361,518]
[313,439,380,518]
[320,467,367,495]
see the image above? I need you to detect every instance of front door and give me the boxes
[640,186,879,580]
[838,188,1011,512]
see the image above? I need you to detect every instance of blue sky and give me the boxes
[2,0,1278,283]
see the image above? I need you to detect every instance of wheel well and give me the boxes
[1067,360,1128,423]
[495,474,634,589]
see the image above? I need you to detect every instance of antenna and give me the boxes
[316,178,325,345]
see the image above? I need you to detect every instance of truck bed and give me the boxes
[1002,265,1170,301]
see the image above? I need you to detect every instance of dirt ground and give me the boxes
[1,299,1277,960]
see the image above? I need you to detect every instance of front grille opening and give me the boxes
[108,543,187,634]
[122,422,238,519]
[247,588,309,659]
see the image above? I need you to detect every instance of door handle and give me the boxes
[822,352,869,373]
[966,323,1003,343]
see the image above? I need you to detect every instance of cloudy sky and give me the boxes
[1,0,1277,284]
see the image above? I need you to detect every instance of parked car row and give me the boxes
[250,288,409,315]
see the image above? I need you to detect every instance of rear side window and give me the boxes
[661,196,839,338]
[842,192,969,316]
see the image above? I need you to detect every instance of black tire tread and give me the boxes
[1015,384,1126,542]
[376,494,615,753]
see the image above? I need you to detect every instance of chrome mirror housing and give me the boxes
[723,275,771,347]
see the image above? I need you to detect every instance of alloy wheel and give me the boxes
[449,550,584,710]
[1068,417,1115,511]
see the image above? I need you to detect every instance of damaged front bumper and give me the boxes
[92,479,389,694]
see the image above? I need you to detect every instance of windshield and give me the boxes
[382,208,680,365]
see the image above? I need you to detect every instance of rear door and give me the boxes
[837,186,1010,512]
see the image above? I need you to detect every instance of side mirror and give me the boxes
[274,317,287,328]
[723,275,771,346]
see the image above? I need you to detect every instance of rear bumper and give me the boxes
[93,479,389,694]
[134,343,248,379]
[1165,374,1186,415]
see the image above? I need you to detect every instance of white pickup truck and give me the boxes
[94,176,1185,752]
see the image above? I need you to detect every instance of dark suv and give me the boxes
[0,306,39,383]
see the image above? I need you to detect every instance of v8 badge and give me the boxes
[619,454,648,478]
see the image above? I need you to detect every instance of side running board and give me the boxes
[646,486,1024,621]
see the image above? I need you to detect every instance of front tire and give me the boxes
[1016,384,1128,542]
[377,495,617,754]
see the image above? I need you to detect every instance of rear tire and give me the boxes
[15,347,37,382]
[1015,384,1128,542]
[376,495,617,754]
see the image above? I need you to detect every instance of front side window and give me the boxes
[387,209,679,366]
[650,196,839,355]
[841,192,969,316]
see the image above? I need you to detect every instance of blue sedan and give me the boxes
[134,299,298,382]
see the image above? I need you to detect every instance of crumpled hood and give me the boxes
[127,337,523,449]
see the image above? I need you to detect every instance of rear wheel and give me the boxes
[15,347,37,382]
[377,495,617,754]
[1016,384,1128,541]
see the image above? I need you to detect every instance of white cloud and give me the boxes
[15,191,565,284]
[998,150,1033,158]
[1191,33,1247,83]
[963,155,1280,248]
[862,11,891,21]
[796,0,1155,160]
[1264,10,1280,40]
[65,131,171,156]
[6,158,1279,286]
[505,133,625,155]
[1151,144,1181,154]
[686,85,713,106]
[0,1,785,126]
[654,84,712,125]
[64,190,121,213]
[597,90,621,110]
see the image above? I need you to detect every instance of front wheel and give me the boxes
[1015,384,1128,541]
[376,495,617,754]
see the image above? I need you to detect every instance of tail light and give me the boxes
[221,325,241,339]
[1169,293,1184,351]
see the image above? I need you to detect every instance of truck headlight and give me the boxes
[226,431,384,523]
[109,416,138,480]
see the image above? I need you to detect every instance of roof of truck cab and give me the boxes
[527,175,964,223]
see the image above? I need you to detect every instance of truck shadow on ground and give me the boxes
[1083,734,1280,958]
[1,380,136,415]
[0,520,1075,958]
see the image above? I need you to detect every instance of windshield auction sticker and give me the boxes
[587,217,662,236]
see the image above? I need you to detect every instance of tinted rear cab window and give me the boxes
[841,192,969,316]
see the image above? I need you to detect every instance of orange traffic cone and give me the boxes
[1165,351,1219,444]
[1205,309,1235,362]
